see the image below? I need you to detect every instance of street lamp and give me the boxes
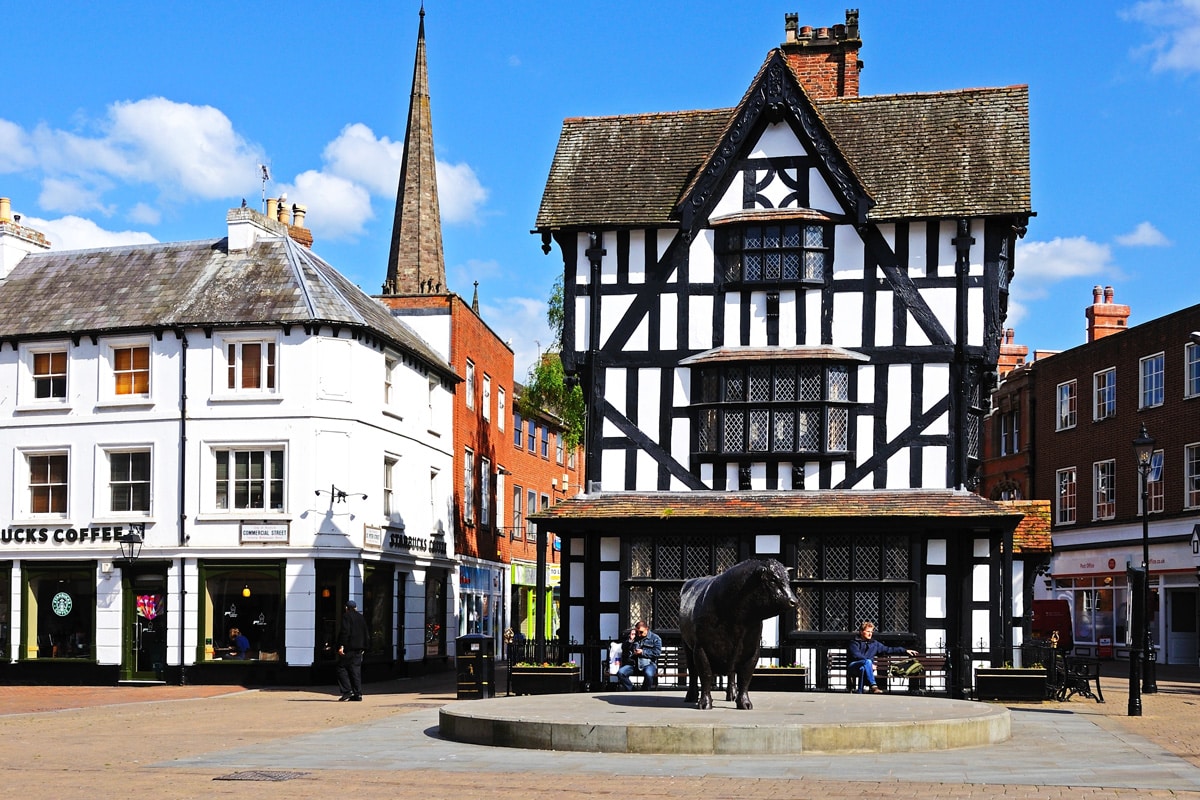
[1133,424,1159,699]
[117,525,144,562]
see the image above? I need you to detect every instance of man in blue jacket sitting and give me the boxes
[848,620,917,693]
[617,621,662,690]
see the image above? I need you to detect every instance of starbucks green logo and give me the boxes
[51,592,73,617]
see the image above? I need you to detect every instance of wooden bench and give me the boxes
[827,651,948,694]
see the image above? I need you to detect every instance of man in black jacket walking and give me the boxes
[336,600,370,701]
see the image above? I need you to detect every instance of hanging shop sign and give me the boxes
[0,524,139,546]
[239,523,289,543]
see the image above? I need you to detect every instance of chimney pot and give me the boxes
[292,204,307,228]
[0,197,10,223]
[816,27,830,39]
[800,25,813,38]
[1104,285,1114,303]
[1092,285,1102,304]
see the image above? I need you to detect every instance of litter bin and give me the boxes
[456,633,495,699]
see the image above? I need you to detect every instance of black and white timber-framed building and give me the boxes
[529,12,1032,695]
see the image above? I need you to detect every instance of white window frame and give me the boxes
[384,357,397,405]
[526,489,537,541]
[1140,353,1165,409]
[1093,367,1115,421]
[1056,467,1077,525]
[497,387,506,431]
[209,445,286,514]
[19,341,71,408]
[555,432,564,465]
[384,455,398,518]
[480,457,491,526]
[427,375,439,430]
[464,447,475,525]
[465,360,476,410]
[216,335,279,397]
[512,484,523,534]
[1186,343,1200,399]
[105,338,153,403]
[1093,459,1116,520]
[1187,444,1200,510]
[482,374,492,422]
[1056,380,1077,431]
[1142,449,1164,515]
[106,447,152,515]
[22,448,70,518]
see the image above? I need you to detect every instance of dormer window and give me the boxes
[716,221,831,285]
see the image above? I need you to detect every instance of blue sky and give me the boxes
[2,1,1198,377]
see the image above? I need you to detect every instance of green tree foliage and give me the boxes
[517,275,586,451]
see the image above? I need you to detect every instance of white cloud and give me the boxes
[26,215,158,252]
[1122,1,1200,73]
[437,160,489,224]
[128,202,162,225]
[1013,236,1115,301]
[479,295,554,379]
[1115,221,1171,246]
[276,170,374,241]
[0,119,35,172]
[318,123,488,224]
[322,123,403,196]
[38,177,114,215]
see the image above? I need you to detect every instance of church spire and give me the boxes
[383,5,445,296]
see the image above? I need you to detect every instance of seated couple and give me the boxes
[848,620,918,694]
[616,621,662,690]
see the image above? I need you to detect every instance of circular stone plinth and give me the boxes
[439,690,1011,755]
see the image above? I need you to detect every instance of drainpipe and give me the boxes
[177,330,189,684]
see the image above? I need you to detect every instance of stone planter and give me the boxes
[510,665,581,695]
[974,667,1047,701]
[750,667,809,691]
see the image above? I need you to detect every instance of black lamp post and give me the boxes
[117,525,144,562]
[1133,424,1158,697]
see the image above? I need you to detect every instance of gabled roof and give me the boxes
[0,235,455,379]
[529,489,1023,533]
[535,50,1031,230]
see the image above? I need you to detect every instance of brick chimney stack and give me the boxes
[1085,285,1130,342]
[997,328,1029,377]
[781,9,863,99]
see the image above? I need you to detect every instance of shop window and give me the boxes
[109,450,151,513]
[363,563,394,658]
[214,448,284,511]
[28,452,68,515]
[0,564,9,660]
[1140,353,1164,409]
[424,572,446,658]
[113,343,151,396]
[201,563,283,661]
[23,564,95,659]
[1056,467,1077,525]
[1056,380,1077,431]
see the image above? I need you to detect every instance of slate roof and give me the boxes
[529,489,1023,533]
[535,50,1031,229]
[0,234,454,378]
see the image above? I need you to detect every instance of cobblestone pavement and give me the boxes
[1,662,1198,799]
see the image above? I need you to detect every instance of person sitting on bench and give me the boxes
[617,621,662,690]
[848,620,917,694]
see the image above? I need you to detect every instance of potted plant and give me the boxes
[750,664,809,691]
[973,662,1048,701]
[509,661,582,695]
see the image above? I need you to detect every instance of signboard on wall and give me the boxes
[240,523,289,543]
[364,525,383,550]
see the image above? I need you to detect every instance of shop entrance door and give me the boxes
[122,570,168,682]
[1167,589,1198,665]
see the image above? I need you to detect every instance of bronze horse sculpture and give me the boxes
[680,558,799,710]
